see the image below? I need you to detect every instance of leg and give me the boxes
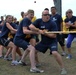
[30,38,40,65]
[28,45,44,73]
[66,34,74,59]
[0,45,4,57]
[52,51,67,74]
[8,42,19,65]
[21,49,29,63]
[57,34,66,56]
[50,42,67,74]
[16,47,22,60]
[4,47,12,60]
[52,51,65,68]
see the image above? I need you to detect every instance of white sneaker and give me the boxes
[66,54,72,59]
[11,60,19,66]
[61,68,67,75]
[30,68,44,73]
[61,52,66,56]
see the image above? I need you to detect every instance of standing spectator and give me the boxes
[50,6,66,56]
[19,11,25,23]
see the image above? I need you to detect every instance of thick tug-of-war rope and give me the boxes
[45,31,76,34]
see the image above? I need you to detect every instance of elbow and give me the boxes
[23,30,29,34]
[23,30,26,34]
[29,25,32,29]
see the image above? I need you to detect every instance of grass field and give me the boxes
[0,42,76,75]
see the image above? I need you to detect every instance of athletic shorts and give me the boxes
[13,36,30,50]
[0,38,10,46]
[35,41,58,53]
[57,34,63,41]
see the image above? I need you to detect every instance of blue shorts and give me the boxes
[35,41,58,53]
[0,38,10,47]
[13,37,30,50]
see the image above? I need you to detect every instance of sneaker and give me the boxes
[61,68,67,75]
[4,56,12,61]
[66,54,72,59]
[30,68,44,73]
[61,52,66,56]
[19,60,27,66]
[11,60,19,66]
[50,51,52,55]
[0,56,3,58]
[36,63,41,67]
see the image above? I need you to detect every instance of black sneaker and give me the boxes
[19,60,27,66]
[50,51,52,55]
[36,63,41,67]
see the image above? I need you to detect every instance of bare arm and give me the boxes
[70,21,76,27]
[29,24,57,38]
[23,26,39,34]
[61,22,63,31]
[43,30,57,38]
[29,24,39,32]
[6,23,17,34]
[65,21,76,28]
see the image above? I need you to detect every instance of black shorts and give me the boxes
[0,38,10,46]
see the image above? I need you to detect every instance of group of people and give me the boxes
[0,6,76,75]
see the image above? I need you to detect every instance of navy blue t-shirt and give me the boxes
[64,16,76,31]
[50,14,63,31]
[0,26,3,31]
[0,22,17,39]
[15,18,31,39]
[32,18,58,44]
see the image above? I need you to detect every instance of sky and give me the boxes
[0,0,76,20]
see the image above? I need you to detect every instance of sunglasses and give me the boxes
[66,11,72,14]
[42,14,50,16]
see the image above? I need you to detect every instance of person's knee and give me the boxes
[66,42,71,48]
[28,45,35,51]
[52,51,59,56]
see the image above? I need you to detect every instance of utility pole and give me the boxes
[53,0,62,16]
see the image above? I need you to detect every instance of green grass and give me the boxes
[0,42,76,75]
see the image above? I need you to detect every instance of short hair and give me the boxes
[21,11,24,16]
[51,6,56,10]
[44,8,49,11]
[27,9,34,14]
[1,16,3,18]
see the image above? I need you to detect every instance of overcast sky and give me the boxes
[0,0,76,20]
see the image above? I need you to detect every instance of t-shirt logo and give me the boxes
[52,17,57,21]
[68,21,73,24]
[40,26,45,29]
